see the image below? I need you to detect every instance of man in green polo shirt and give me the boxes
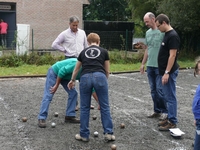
[37,58,81,128]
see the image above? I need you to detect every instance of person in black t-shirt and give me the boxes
[155,14,180,131]
[68,33,115,142]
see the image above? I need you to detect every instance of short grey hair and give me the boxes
[146,12,155,19]
[69,15,79,23]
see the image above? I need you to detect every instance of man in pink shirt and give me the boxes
[0,19,8,47]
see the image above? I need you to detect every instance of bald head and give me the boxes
[144,12,155,20]
[143,12,156,29]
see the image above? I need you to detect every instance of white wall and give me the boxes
[16,24,30,55]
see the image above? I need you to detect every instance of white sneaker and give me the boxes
[75,134,89,142]
[104,133,115,142]
[159,113,168,120]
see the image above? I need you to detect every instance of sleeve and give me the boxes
[83,31,88,49]
[57,62,75,78]
[168,35,180,50]
[52,31,66,52]
[192,85,200,113]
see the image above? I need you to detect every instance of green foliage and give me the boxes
[0,52,64,67]
[25,52,55,66]
[128,0,200,52]
[0,50,196,70]
[155,0,200,52]
[11,30,17,50]
[0,50,144,68]
[25,52,40,65]
[0,52,23,67]
[156,0,200,32]
[84,0,132,21]
[120,35,126,50]
[108,50,143,64]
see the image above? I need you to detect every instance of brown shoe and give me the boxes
[158,121,176,131]
[38,119,46,128]
[147,112,161,118]
[158,118,168,126]
[65,116,80,123]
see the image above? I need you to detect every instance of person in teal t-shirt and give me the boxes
[38,58,81,128]
[140,12,168,121]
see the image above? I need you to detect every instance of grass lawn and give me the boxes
[0,60,195,77]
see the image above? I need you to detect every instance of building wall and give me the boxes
[0,0,88,49]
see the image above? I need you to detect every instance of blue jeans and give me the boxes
[162,69,179,124]
[79,72,113,138]
[147,67,167,113]
[194,119,200,150]
[38,67,77,120]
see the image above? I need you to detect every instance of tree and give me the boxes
[129,0,200,52]
[156,0,200,52]
[127,0,163,37]
[83,0,131,21]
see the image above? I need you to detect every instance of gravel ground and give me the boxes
[0,69,197,150]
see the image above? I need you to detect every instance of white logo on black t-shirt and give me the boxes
[85,47,100,59]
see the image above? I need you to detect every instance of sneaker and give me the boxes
[104,133,115,142]
[75,134,89,142]
[38,119,46,128]
[90,105,95,109]
[147,112,161,118]
[159,113,168,120]
[158,121,176,131]
[158,118,168,126]
[65,116,80,123]
[75,106,79,111]
[192,142,194,147]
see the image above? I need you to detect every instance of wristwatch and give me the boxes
[165,71,170,74]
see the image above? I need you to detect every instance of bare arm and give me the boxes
[67,61,82,89]
[50,77,62,94]
[162,49,177,85]
[140,48,148,74]
[104,60,110,78]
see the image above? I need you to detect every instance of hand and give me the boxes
[162,74,169,85]
[50,85,58,94]
[68,80,75,90]
[140,65,145,74]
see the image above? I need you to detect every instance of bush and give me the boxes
[108,50,144,64]
[0,52,23,67]
[0,50,144,67]
[0,52,64,67]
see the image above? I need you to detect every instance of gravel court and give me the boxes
[0,69,197,150]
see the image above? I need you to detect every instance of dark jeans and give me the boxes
[162,69,179,124]
[79,72,113,138]
[1,34,6,47]
[65,55,78,106]
[147,66,168,113]
[38,67,78,119]
[194,119,200,150]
